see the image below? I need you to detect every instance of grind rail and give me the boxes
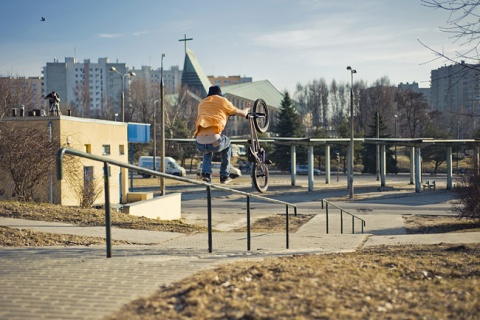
[321,199,366,234]
[56,147,298,258]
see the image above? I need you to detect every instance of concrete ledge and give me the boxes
[126,192,153,203]
[122,193,181,220]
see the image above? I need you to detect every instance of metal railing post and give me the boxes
[247,195,251,251]
[207,186,212,253]
[322,199,366,235]
[103,162,112,258]
[326,202,329,234]
[340,210,344,234]
[286,205,289,249]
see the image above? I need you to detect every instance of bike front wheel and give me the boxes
[252,162,269,193]
[253,98,269,134]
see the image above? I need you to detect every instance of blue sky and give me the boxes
[0,0,465,93]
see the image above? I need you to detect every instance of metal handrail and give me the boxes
[56,147,298,258]
[321,199,366,234]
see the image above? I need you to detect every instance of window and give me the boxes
[119,145,125,155]
[85,144,92,153]
[102,144,111,155]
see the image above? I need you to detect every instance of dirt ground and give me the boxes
[1,200,480,319]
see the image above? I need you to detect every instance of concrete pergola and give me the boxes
[169,137,479,194]
[272,137,480,193]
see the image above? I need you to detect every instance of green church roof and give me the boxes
[221,80,284,109]
[181,49,212,97]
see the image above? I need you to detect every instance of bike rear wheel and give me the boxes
[253,99,269,134]
[252,162,269,193]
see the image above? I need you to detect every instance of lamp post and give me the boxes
[346,66,356,199]
[109,67,136,122]
[153,99,160,173]
[160,53,166,195]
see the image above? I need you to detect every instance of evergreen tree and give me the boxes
[272,91,303,170]
[362,113,398,174]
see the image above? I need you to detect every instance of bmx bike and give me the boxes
[246,98,270,193]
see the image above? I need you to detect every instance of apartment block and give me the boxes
[208,75,252,87]
[42,57,132,118]
[130,65,182,95]
[430,63,480,136]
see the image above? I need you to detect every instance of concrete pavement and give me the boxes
[1,182,479,320]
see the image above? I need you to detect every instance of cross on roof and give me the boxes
[178,34,193,55]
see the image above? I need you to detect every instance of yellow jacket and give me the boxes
[194,95,237,136]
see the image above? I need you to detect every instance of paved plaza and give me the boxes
[1,175,479,319]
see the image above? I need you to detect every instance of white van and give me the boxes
[137,156,186,178]
[196,162,242,179]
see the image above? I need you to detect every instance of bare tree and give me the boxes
[62,155,103,207]
[0,123,56,201]
[0,77,38,118]
[129,78,158,124]
[421,0,480,62]
[329,80,349,136]
[294,79,329,134]
[394,89,431,138]
[358,77,396,137]
[73,82,89,117]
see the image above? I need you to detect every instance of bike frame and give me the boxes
[246,111,269,192]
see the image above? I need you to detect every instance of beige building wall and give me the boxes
[58,117,129,206]
[0,115,129,206]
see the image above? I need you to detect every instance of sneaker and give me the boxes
[201,173,211,182]
[220,176,232,184]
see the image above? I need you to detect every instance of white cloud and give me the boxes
[132,31,148,36]
[97,33,123,39]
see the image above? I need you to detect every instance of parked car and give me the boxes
[296,164,321,175]
[137,156,186,178]
[196,162,242,179]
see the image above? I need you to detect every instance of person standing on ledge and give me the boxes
[194,85,250,184]
[44,91,60,115]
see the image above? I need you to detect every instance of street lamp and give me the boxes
[346,66,356,199]
[153,99,161,173]
[159,53,166,195]
[109,66,136,122]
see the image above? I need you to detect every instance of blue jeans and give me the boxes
[196,135,231,177]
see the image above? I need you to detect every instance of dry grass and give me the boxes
[232,214,315,233]
[0,226,132,247]
[0,200,206,247]
[404,215,480,234]
[0,200,206,233]
[2,200,480,319]
[108,244,480,319]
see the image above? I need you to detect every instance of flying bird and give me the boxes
[41,17,45,21]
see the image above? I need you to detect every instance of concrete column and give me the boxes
[409,146,415,185]
[475,145,480,176]
[415,147,421,193]
[290,145,296,186]
[380,144,386,187]
[347,145,352,191]
[447,146,453,190]
[325,144,330,184]
[308,145,314,191]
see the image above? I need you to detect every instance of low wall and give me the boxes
[122,193,181,220]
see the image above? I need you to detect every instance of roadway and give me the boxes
[132,172,459,232]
